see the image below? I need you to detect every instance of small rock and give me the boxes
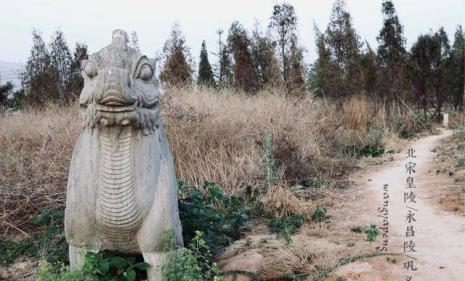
[9,260,35,277]
[335,262,374,281]
[224,274,253,281]
[0,266,9,279]
[219,249,264,276]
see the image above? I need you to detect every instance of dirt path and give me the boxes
[344,130,465,281]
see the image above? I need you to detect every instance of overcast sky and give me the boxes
[0,0,464,67]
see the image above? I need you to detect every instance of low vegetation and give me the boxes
[162,230,222,281]
[177,180,251,254]
[37,251,150,281]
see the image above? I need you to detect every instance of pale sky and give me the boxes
[0,0,464,67]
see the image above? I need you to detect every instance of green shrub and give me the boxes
[298,178,331,189]
[38,231,224,281]
[311,205,327,222]
[37,251,150,281]
[0,236,36,265]
[454,131,465,142]
[37,261,88,281]
[358,145,385,157]
[0,207,67,265]
[33,207,69,263]
[268,214,304,245]
[351,225,380,242]
[178,181,250,255]
[85,252,150,281]
[364,225,379,242]
[350,226,363,233]
[162,230,222,281]
[261,130,279,189]
[6,89,25,110]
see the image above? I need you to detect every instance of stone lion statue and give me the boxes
[65,29,183,280]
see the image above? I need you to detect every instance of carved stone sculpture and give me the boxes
[65,30,183,280]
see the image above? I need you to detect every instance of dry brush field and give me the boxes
[0,87,434,280]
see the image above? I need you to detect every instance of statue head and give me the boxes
[111,29,129,46]
[79,30,159,135]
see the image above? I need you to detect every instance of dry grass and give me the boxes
[163,87,334,191]
[260,184,314,218]
[342,95,375,132]
[164,87,379,192]
[0,87,426,236]
[0,106,80,237]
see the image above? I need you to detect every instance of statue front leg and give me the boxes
[69,245,86,271]
[142,252,168,281]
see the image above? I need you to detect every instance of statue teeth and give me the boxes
[95,103,136,112]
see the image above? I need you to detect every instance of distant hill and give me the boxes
[0,60,23,89]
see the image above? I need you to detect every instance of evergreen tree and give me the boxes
[323,0,363,101]
[451,25,465,111]
[0,81,14,107]
[434,28,455,118]
[377,0,407,103]
[49,29,73,101]
[409,34,435,114]
[269,2,298,86]
[68,43,89,98]
[218,45,234,88]
[20,29,57,106]
[250,24,280,88]
[227,21,258,93]
[287,36,306,94]
[159,23,193,87]
[197,40,215,87]
[309,27,337,97]
[0,78,24,110]
[409,29,452,120]
[214,29,234,88]
[251,23,280,88]
[360,43,378,95]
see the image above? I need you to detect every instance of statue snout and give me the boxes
[94,67,137,108]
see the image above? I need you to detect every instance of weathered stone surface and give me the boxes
[219,249,264,278]
[8,260,35,276]
[443,113,449,128]
[223,274,253,281]
[0,265,9,279]
[0,260,36,280]
[65,30,183,281]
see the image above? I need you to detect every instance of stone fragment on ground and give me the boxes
[0,260,36,280]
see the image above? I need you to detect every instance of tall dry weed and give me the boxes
[0,105,80,236]
[163,87,356,191]
[342,96,375,132]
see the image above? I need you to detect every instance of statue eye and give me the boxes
[138,64,153,81]
[83,61,97,78]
